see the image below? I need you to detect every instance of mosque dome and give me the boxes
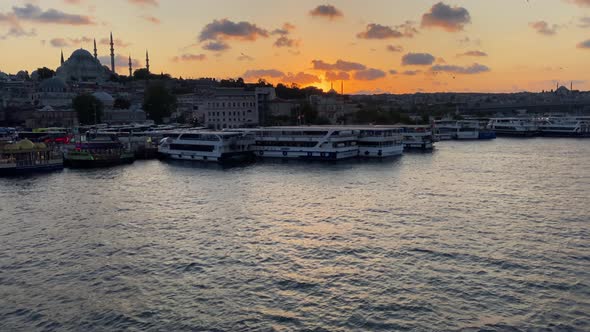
[92,91,115,107]
[39,77,68,92]
[56,48,111,82]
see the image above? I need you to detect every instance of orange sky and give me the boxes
[1,0,589,93]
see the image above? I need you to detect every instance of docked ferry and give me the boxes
[64,133,135,168]
[237,127,360,160]
[486,118,538,136]
[538,116,590,137]
[0,139,63,175]
[158,131,255,163]
[357,127,404,158]
[434,120,459,140]
[399,126,435,150]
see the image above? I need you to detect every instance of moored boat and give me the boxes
[158,130,255,163]
[487,118,538,136]
[357,127,404,158]
[64,133,134,168]
[0,139,63,176]
[399,126,435,150]
[538,116,590,137]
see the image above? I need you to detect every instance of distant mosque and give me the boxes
[55,32,149,82]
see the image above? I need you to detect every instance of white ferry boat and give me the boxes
[434,120,459,140]
[236,127,359,160]
[486,118,538,136]
[357,127,404,158]
[538,116,590,137]
[399,126,434,150]
[158,131,255,162]
[456,120,481,140]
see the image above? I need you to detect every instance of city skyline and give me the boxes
[0,0,589,94]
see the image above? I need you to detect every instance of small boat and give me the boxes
[64,133,135,168]
[487,118,538,136]
[0,139,63,176]
[158,130,255,163]
[399,126,435,150]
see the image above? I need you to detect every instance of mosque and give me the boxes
[55,33,149,83]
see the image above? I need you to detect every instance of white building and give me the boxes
[201,88,259,129]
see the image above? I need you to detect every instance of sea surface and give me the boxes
[1,138,589,331]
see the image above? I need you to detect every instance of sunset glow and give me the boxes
[1,0,589,93]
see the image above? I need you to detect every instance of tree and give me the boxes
[73,94,104,125]
[143,83,177,124]
[114,98,131,109]
[37,67,55,80]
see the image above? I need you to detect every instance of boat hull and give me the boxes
[255,148,359,160]
[160,151,255,163]
[64,156,135,168]
[0,163,63,176]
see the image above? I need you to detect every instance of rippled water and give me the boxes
[1,138,589,331]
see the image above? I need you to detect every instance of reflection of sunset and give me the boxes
[1,0,589,93]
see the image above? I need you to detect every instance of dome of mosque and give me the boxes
[92,91,115,107]
[39,77,68,92]
[56,48,111,82]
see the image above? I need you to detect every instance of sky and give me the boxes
[0,0,589,94]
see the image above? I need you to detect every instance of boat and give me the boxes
[158,131,255,163]
[434,120,459,140]
[236,127,360,160]
[538,116,590,137]
[456,120,481,140]
[64,133,135,168]
[486,118,538,136]
[0,139,63,176]
[399,126,435,150]
[357,127,404,158]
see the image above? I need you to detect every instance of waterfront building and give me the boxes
[102,105,147,125]
[201,88,259,129]
[25,106,78,129]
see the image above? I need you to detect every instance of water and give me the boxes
[1,138,589,331]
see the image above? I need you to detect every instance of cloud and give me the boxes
[98,54,142,72]
[353,68,386,81]
[458,36,481,46]
[458,50,487,57]
[64,0,82,4]
[565,0,590,7]
[309,4,343,20]
[357,23,403,39]
[325,71,350,81]
[421,2,471,32]
[402,70,421,76]
[357,22,417,39]
[436,57,447,64]
[272,22,299,48]
[141,15,160,24]
[243,69,285,80]
[282,72,321,85]
[11,4,95,25]
[274,36,300,48]
[388,69,398,75]
[48,36,92,47]
[199,19,268,42]
[402,53,436,66]
[128,0,158,7]
[172,54,207,62]
[311,59,366,71]
[386,45,403,52]
[430,63,490,74]
[579,17,590,28]
[577,39,590,48]
[202,40,230,51]
[529,21,559,35]
[99,37,131,47]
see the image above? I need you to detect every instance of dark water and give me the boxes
[1,138,589,331]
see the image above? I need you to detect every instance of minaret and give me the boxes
[145,50,150,73]
[93,38,98,59]
[60,49,64,66]
[341,81,343,95]
[110,32,115,73]
[128,55,132,77]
